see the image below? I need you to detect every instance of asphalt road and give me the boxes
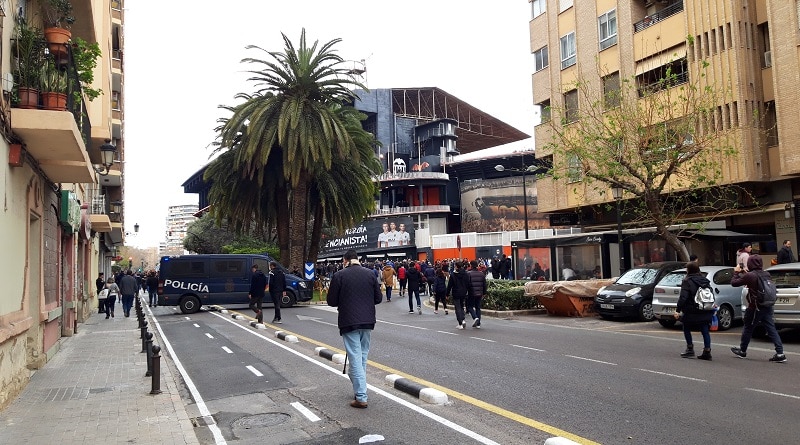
[151,299,800,445]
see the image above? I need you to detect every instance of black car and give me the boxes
[595,261,685,321]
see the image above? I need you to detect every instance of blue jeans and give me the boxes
[384,285,393,301]
[467,295,482,322]
[683,322,711,349]
[342,329,371,403]
[739,306,784,354]
[121,294,134,316]
[408,288,421,311]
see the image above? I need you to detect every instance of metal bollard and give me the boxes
[145,332,154,377]
[140,320,148,348]
[150,345,162,395]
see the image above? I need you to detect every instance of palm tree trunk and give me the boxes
[275,181,291,265]
[289,179,308,271]
[307,204,324,263]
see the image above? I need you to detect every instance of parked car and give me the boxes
[761,262,800,329]
[652,266,745,330]
[595,262,685,321]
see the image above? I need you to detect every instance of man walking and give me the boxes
[776,240,796,264]
[268,261,286,324]
[730,254,787,363]
[248,264,267,323]
[467,260,487,328]
[446,260,472,329]
[146,271,159,307]
[327,250,382,409]
[119,270,138,318]
[96,272,106,314]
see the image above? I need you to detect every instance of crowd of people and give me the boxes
[96,269,160,318]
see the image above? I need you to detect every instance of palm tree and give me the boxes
[216,29,369,267]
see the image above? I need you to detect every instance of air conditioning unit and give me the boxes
[764,51,772,68]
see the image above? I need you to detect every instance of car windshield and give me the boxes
[657,271,686,287]
[617,267,659,285]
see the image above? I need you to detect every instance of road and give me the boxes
[149,299,800,445]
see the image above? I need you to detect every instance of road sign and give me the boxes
[304,262,315,280]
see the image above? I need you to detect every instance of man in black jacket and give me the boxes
[327,250,382,409]
[467,260,487,328]
[249,265,267,323]
[446,260,472,329]
[268,262,286,324]
[777,240,795,264]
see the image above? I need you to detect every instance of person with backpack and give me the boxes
[673,261,713,360]
[730,254,787,363]
[432,266,448,315]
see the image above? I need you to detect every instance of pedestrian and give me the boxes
[104,277,120,319]
[248,264,267,323]
[776,240,795,264]
[446,260,472,329]
[326,250,382,409]
[268,261,286,324]
[381,263,396,302]
[433,267,448,315]
[498,254,511,280]
[397,262,407,297]
[406,260,423,314]
[736,242,752,271]
[146,271,159,307]
[424,263,436,298]
[730,255,787,363]
[119,270,138,318]
[467,260,487,328]
[96,272,106,314]
[674,261,713,360]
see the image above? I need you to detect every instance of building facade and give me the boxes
[0,0,126,408]
[162,204,198,256]
[529,0,799,265]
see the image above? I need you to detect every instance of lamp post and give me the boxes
[93,139,117,176]
[495,164,531,239]
[612,186,624,275]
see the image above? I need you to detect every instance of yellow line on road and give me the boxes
[220,307,601,445]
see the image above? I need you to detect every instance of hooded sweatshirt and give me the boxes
[731,254,768,308]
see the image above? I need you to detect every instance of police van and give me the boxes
[157,254,312,314]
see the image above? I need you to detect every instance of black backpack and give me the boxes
[752,273,777,307]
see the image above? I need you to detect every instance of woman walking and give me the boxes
[674,262,713,360]
[433,267,448,315]
[104,277,120,319]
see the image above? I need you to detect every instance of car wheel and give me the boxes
[716,305,733,331]
[638,300,655,321]
[280,291,297,308]
[180,295,201,314]
[658,318,677,328]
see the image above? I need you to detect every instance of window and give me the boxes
[564,89,578,123]
[560,32,576,69]
[111,91,121,110]
[603,72,620,109]
[537,99,551,124]
[169,260,206,278]
[598,10,617,50]
[559,0,573,13]
[567,154,582,183]
[111,0,121,10]
[636,58,689,96]
[531,0,546,19]
[213,260,245,277]
[533,46,549,72]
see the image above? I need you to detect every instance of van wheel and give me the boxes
[280,291,297,308]
[180,296,201,314]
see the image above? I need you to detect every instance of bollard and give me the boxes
[140,320,148,349]
[150,345,162,395]
[145,332,154,377]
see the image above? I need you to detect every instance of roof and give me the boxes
[389,87,530,153]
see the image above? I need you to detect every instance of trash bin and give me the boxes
[527,279,614,317]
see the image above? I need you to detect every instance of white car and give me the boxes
[652,266,745,331]
[764,262,800,329]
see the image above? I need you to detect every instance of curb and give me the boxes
[385,374,448,405]
[315,347,345,364]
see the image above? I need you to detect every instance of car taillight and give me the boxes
[654,288,665,293]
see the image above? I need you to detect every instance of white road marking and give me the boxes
[436,331,458,335]
[246,365,263,377]
[221,346,233,354]
[470,337,495,342]
[635,368,706,382]
[291,401,321,422]
[511,344,546,352]
[377,320,429,330]
[745,388,800,400]
[185,317,191,320]
[205,333,214,339]
[193,323,200,328]
[565,355,617,366]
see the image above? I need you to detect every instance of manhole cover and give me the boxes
[232,413,291,429]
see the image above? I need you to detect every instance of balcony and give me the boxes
[633,2,684,33]
[369,204,451,218]
[86,187,112,232]
[376,171,450,188]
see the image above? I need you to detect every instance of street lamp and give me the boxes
[611,186,624,275]
[495,164,532,239]
[134,223,139,233]
[92,139,117,176]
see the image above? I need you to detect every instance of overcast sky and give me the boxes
[122,1,536,248]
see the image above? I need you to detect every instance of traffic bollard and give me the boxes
[150,345,162,395]
[145,332,154,377]
[140,321,148,350]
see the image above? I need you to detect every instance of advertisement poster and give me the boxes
[460,177,551,233]
[321,216,416,258]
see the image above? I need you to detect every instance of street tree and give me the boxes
[183,214,274,255]
[541,55,752,261]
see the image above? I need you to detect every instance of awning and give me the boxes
[365,254,385,258]
[387,252,407,257]
[635,47,687,75]
[686,230,768,239]
[317,257,341,262]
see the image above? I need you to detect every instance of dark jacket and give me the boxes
[327,261,382,335]
[777,246,795,264]
[406,266,422,291]
[269,267,286,294]
[146,275,159,292]
[446,269,472,299]
[424,265,436,283]
[676,273,713,326]
[249,270,267,298]
[434,271,447,294]
[731,255,768,308]
[119,274,138,296]
[467,269,487,298]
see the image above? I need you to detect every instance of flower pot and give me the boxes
[9,143,24,167]
[44,27,72,59]
[17,87,40,109]
[41,92,67,111]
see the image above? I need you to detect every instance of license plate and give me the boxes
[664,307,675,313]
[778,297,791,304]
[600,304,614,309]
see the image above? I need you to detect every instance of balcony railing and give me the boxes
[370,204,451,217]
[633,1,684,33]
[376,171,450,182]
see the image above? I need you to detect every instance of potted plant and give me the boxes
[71,37,103,103]
[40,60,69,111]
[42,0,75,56]
[12,17,46,109]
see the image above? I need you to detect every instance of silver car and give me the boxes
[652,266,745,331]
[763,262,800,329]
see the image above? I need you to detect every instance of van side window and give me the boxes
[213,260,246,277]
[171,260,206,278]
[253,259,270,271]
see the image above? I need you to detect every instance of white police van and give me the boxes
[157,254,312,314]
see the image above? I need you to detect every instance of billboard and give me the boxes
[460,177,551,233]
[320,216,416,257]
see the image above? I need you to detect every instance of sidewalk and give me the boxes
[0,297,198,445]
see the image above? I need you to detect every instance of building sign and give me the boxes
[320,216,415,258]
[59,190,81,233]
[549,213,580,226]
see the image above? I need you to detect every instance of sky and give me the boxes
[122,1,537,248]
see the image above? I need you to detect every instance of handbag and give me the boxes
[98,289,109,299]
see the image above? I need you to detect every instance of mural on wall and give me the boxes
[460,177,551,233]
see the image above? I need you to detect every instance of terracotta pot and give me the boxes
[41,92,67,111]
[44,27,72,59]
[17,87,39,109]
[9,143,24,167]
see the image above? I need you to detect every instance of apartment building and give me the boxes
[529,0,799,266]
[162,204,198,256]
[0,0,126,408]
